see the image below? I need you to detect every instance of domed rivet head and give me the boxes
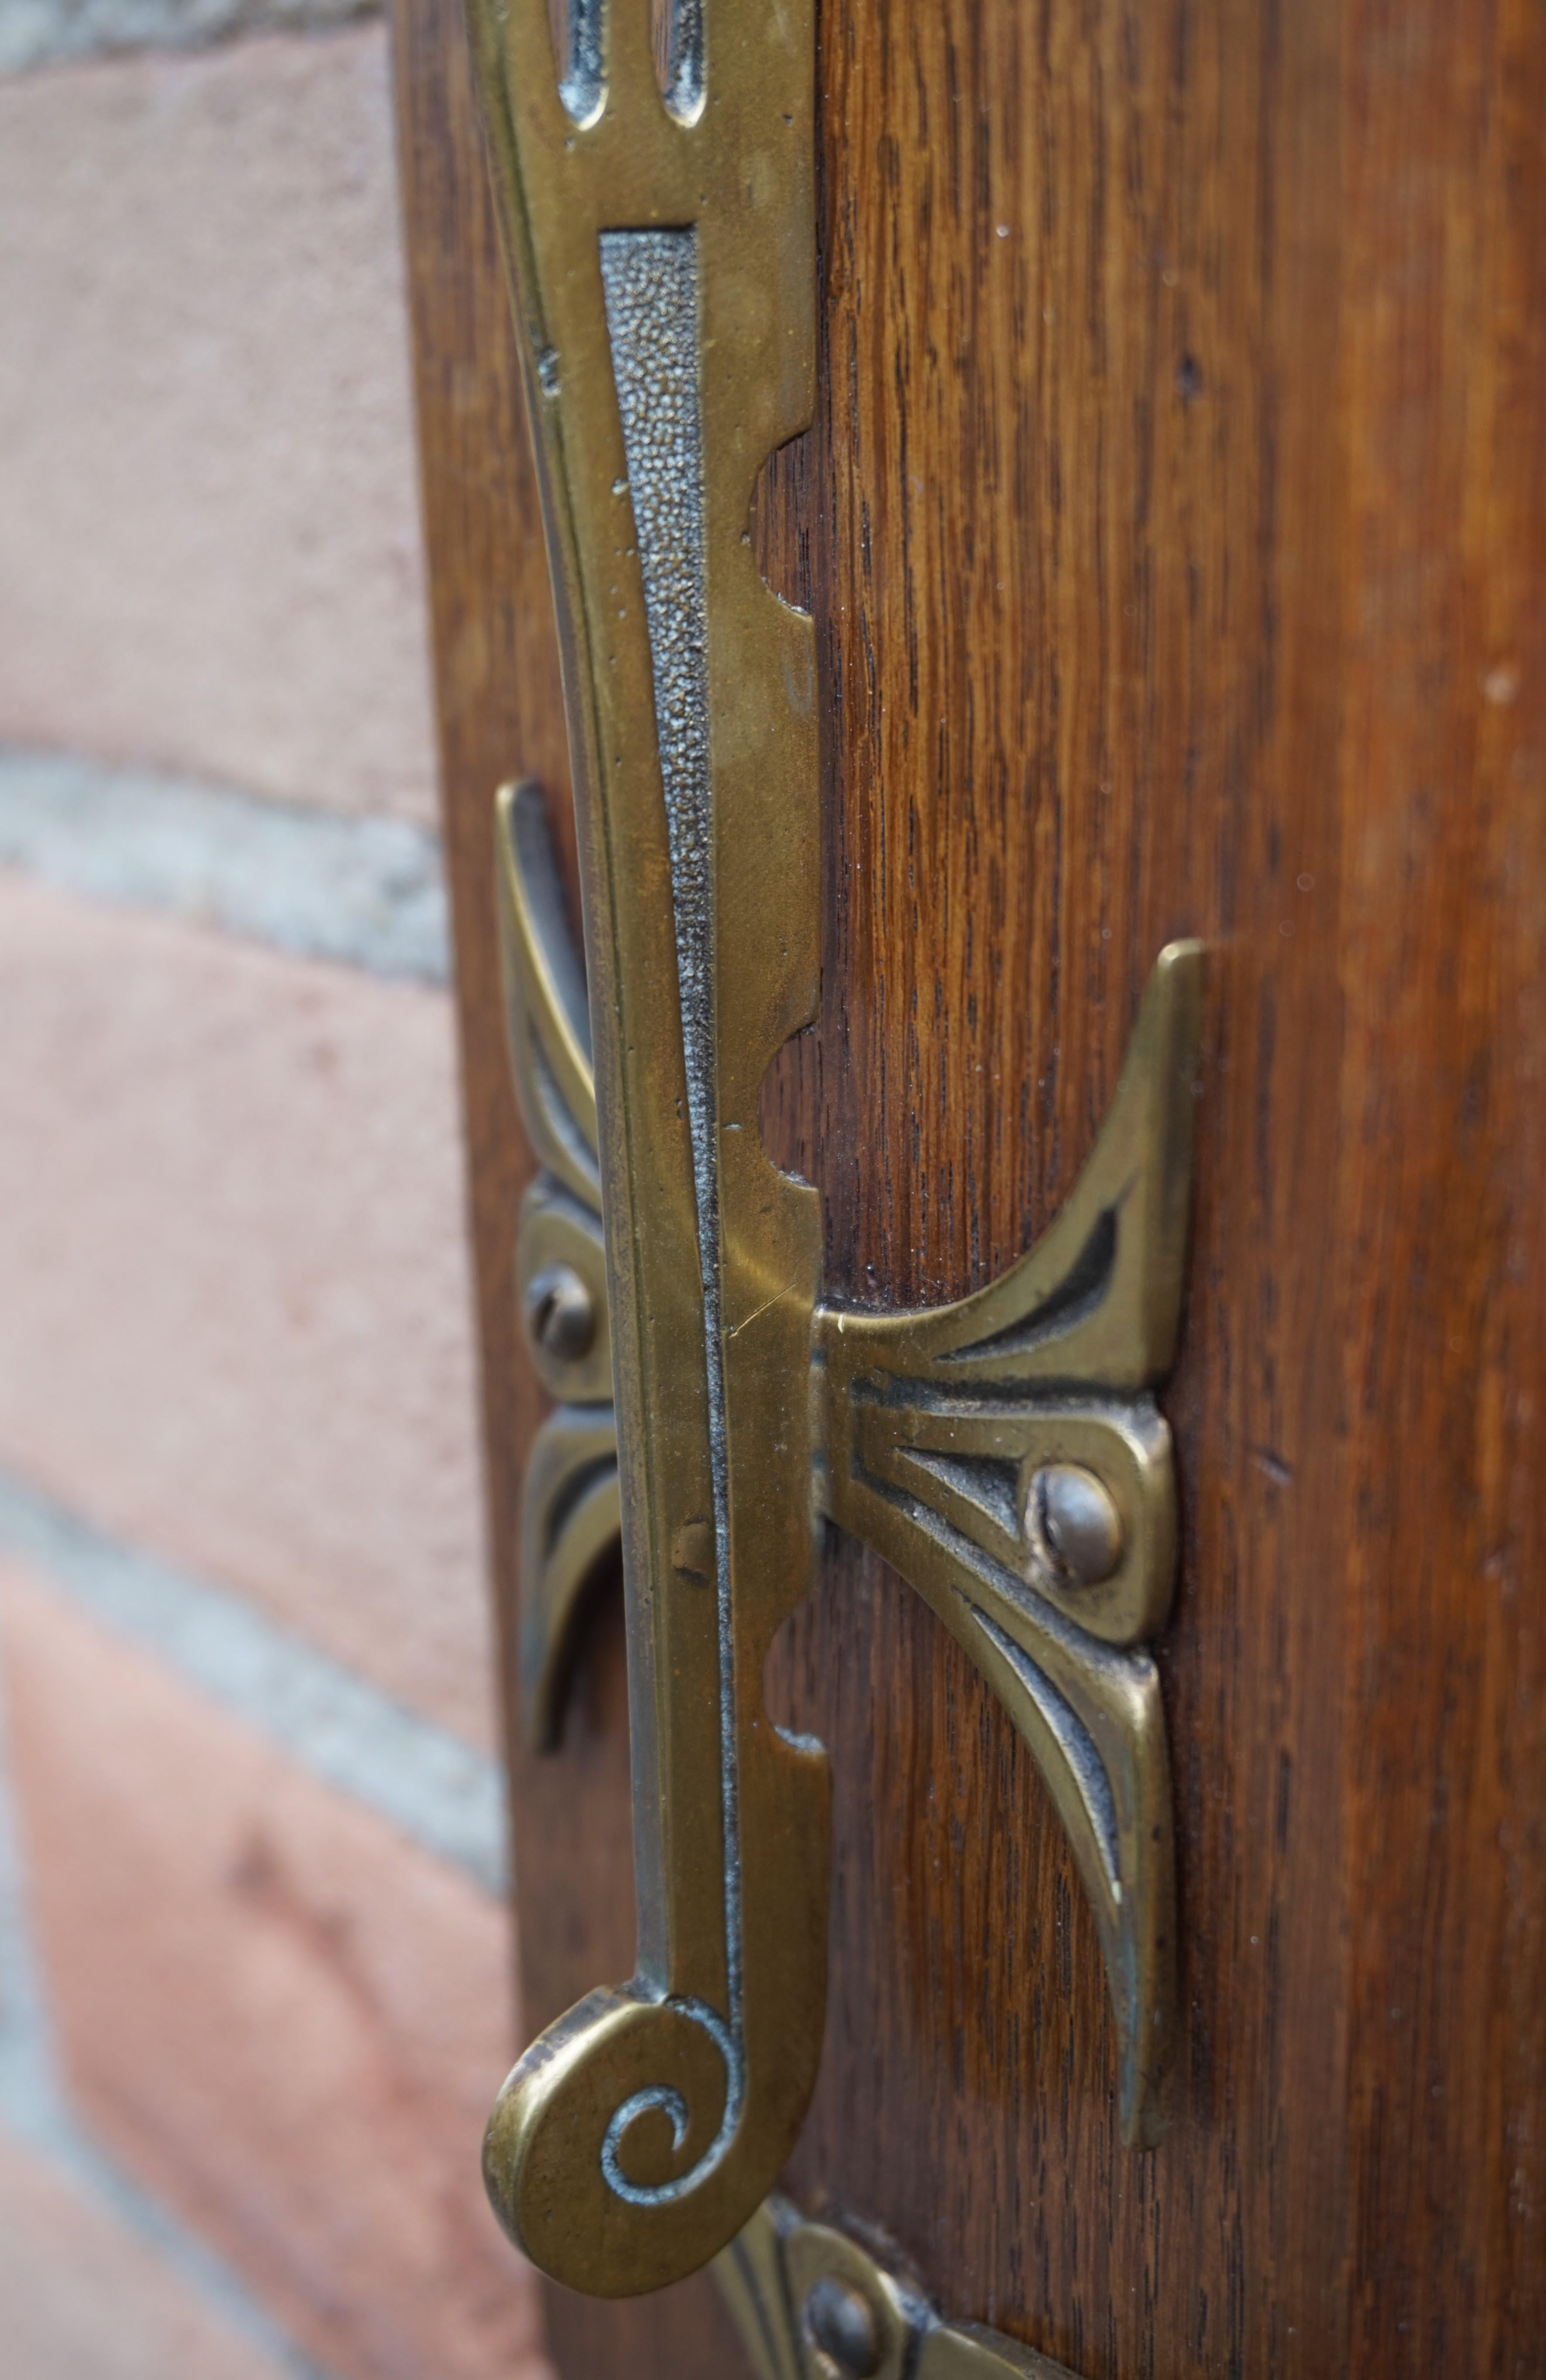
[525,1264,596,1362]
[1027,1462,1124,1587]
[803,2274,881,2377]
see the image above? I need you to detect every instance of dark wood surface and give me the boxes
[395,0,1546,2370]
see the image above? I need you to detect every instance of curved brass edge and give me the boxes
[815,1454,1176,2147]
[497,788,620,1748]
[818,941,1204,1393]
[713,2197,803,2380]
[815,942,1204,2147]
[495,780,600,1207]
[520,1408,621,1750]
[851,1393,1175,1647]
[950,1583,1174,2147]
[713,2195,1086,2380]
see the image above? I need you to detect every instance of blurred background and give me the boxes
[0,5,549,2373]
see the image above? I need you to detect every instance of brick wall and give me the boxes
[0,13,550,2374]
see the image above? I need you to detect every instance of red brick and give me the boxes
[0,877,494,1750]
[0,1559,552,2380]
[0,2126,291,2380]
[0,28,438,824]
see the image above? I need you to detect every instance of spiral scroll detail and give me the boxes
[599,1998,744,2208]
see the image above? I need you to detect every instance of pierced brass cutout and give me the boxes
[714,2195,1085,2380]
[469,0,1202,2302]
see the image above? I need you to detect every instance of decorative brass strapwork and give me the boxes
[713,2194,1084,2380]
[470,0,827,2301]
[469,0,1204,2304]
[496,782,618,1752]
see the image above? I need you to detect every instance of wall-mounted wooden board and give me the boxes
[395,0,1546,2367]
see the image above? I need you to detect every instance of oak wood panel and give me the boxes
[1336,10,1546,2364]
[767,8,1353,2369]
[396,0,1546,2371]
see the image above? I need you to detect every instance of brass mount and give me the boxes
[714,2194,1086,2380]
[467,0,1203,2303]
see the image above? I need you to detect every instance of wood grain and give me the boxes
[396,0,1546,2370]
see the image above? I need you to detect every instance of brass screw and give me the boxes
[526,1264,596,1362]
[1027,1462,1124,1587]
[802,2273,881,2377]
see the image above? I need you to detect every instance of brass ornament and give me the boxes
[813,939,1200,2147]
[470,0,1203,2302]
[497,781,620,1753]
[471,0,829,2297]
[713,2195,1085,2380]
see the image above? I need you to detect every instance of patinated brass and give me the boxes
[472,0,829,2299]
[713,2196,1085,2380]
[816,940,1203,2148]
[497,782,619,1751]
[500,783,1199,2150]
[470,0,1202,2300]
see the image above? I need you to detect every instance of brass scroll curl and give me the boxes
[468,0,1203,2303]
